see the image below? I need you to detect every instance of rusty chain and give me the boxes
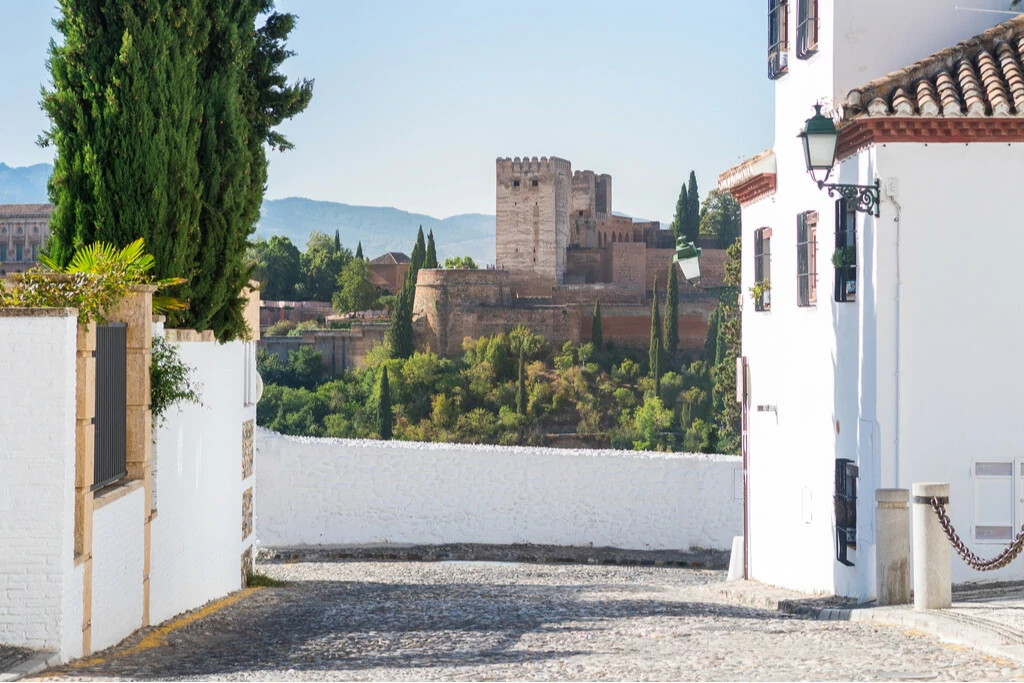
[930,496,1024,571]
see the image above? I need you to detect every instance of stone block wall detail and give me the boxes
[242,420,254,480]
[241,546,253,586]
[242,487,253,542]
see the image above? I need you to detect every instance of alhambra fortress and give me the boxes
[411,156,727,357]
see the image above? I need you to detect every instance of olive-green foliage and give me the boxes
[376,366,393,440]
[665,264,679,363]
[443,256,478,269]
[298,231,352,301]
[150,336,202,426]
[333,257,380,313]
[425,230,439,269]
[256,326,734,453]
[699,189,741,248]
[685,171,700,244]
[649,278,662,379]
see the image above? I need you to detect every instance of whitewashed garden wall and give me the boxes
[257,429,743,552]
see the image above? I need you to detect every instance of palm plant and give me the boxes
[39,238,187,315]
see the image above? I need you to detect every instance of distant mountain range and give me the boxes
[0,162,496,263]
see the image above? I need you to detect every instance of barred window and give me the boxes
[797,211,817,307]
[797,0,818,59]
[754,227,772,312]
[768,0,789,79]
[834,199,857,302]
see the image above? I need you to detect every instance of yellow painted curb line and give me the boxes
[57,587,262,673]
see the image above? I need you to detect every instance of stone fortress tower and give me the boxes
[413,156,728,357]
[495,156,571,296]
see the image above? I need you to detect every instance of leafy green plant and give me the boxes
[246,572,286,588]
[749,281,771,310]
[39,238,187,316]
[150,336,202,426]
[831,245,856,269]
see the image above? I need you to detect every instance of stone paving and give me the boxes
[35,561,1024,681]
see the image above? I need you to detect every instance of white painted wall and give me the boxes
[874,142,1024,586]
[256,429,742,551]
[91,488,145,653]
[148,332,256,625]
[0,312,79,656]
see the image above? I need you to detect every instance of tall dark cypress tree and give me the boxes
[516,348,527,415]
[669,183,688,242]
[592,300,603,351]
[356,241,364,260]
[376,366,393,440]
[685,171,700,243]
[410,225,426,273]
[334,229,341,252]
[649,277,662,379]
[425,229,438,269]
[386,282,415,359]
[42,0,204,296]
[665,263,679,363]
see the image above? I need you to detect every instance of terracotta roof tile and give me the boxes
[369,251,410,265]
[844,14,1024,121]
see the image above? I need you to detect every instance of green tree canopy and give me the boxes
[299,231,351,301]
[251,236,301,300]
[699,189,742,248]
[669,183,688,242]
[665,263,679,363]
[444,256,478,269]
[425,229,438,269]
[376,365,393,440]
[333,257,380,313]
[685,171,700,243]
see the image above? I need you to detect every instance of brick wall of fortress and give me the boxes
[495,157,570,296]
[413,269,717,357]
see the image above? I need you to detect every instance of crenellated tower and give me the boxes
[495,156,572,295]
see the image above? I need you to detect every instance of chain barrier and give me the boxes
[930,496,1024,571]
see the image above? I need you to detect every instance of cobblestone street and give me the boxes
[36,562,1024,681]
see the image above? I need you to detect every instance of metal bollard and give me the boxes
[912,482,951,609]
[875,489,910,606]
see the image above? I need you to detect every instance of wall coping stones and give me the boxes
[256,426,740,463]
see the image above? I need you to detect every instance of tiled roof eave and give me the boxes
[836,114,1024,161]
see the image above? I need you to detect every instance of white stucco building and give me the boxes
[720,1,1024,599]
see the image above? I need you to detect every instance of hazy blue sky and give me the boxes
[0,1,774,223]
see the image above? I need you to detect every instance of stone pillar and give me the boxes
[107,285,156,626]
[912,482,951,610]
[876,489,910,606]
[75,321,96,655]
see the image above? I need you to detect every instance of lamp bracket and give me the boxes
[817,179,881,217]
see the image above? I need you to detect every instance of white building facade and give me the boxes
[721,1,1024,599]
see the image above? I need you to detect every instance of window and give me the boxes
[513,180,520,188]
[0,244,6,261]
[974,461,1014,542]
[768,0,789,79]
[32,244,39,260]
[835,458,858,566]
[15,244,22,262]
[796,211,817,306]
[834,199,856,302]
[753,227,772,311]
[797,0,818,58]
[531,179,539,187]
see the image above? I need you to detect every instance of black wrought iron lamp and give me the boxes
[798,104,880,217]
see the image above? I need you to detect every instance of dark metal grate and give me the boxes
[93,323,127,491]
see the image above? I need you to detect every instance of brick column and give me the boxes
[75,321,96,655]
[107,285,156,626]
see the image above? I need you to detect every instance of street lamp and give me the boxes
[797,104,880,217]
[673,238,702,282]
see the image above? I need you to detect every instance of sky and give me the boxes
[0,1,774,224]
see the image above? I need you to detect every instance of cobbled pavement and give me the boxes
[34,561,1024,681]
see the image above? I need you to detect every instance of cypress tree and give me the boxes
[654,340,662,397]
[334,229,341,252]
[386,282,415,359]
[376,366,393,440]
[592,300,603,351]
[42,0,205,300]
[649,277,662,379]
[665,263,679,363]
[410,225,426,272]
[686,171,700,243]
[669,183,688,242]
[516,347,527,415]
[356,241,363,260]
[425,229,438,269]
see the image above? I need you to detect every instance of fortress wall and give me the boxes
[609,243,646,290]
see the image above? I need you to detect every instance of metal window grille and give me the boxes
[796,212,817,307]
[93,323,127,491]
[797,0,818,59]
[768,0,789,79]
[834,199,857,302]
[834,458,858,566]
[754,227,772,311]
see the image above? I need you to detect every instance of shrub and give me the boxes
[150,336,202,426]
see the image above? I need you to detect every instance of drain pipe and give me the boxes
[886,181,903,489]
